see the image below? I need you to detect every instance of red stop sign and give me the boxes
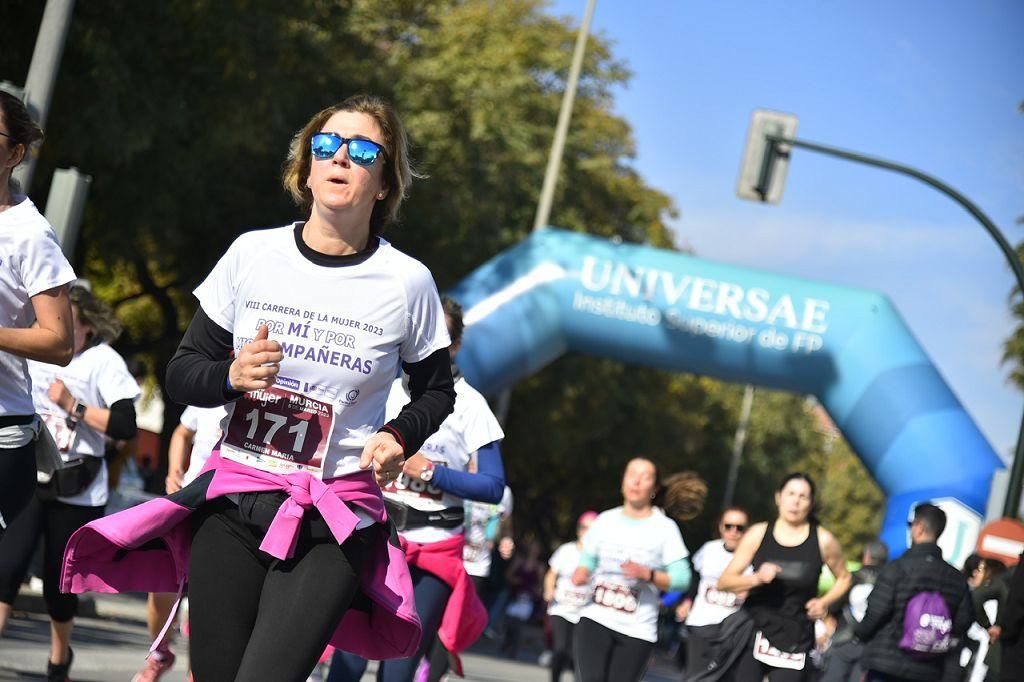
[976,518,1024,566]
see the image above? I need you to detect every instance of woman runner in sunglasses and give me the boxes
[715,472,850,681]
[0,91,75,544]
[61,94,456,681]
[675,506,751,679]
[570,458,706,682]
[328,297,506,682]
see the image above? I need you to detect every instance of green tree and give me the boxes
[1003,236,1024,390]
[817,437,886,558]
[1001,101,1024,389]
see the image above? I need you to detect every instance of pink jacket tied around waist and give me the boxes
[401,534,488,656]
[61,452,422,660]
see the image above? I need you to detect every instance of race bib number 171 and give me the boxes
[220,386,335,477]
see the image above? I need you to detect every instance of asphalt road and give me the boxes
[0,593,680,681]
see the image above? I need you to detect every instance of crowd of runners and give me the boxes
[2,91,1024,682]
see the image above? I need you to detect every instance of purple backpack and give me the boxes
[899,591,952,658]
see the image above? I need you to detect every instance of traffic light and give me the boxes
[44,167,92,256]
[736,109,799,204]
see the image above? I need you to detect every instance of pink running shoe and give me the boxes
[131,647,176,682]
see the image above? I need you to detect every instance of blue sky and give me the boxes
[546,0,1024,458]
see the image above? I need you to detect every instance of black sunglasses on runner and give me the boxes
[722,523,747,532]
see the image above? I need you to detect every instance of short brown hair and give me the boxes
[70,285,123,346]
[281,94,419,234]
[442,296,464,345]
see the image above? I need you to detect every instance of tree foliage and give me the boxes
[1001,102,1023,390]
[1,0,882,549]
[1003,240,1024,390]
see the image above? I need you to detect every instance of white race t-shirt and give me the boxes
[193,225,449,480]
[686,539,746,627]
[180,405,228,485]
[0,196,76,417]
[464,486,513,577]
[548,541,592,623]
[29,343,140,506]
[579,506,689,643]
[381,375,504,544]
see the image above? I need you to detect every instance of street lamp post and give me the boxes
[738,111,1024,518]
[532,0,597,233]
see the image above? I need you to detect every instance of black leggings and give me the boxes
[549,615,576,682]
[0,441,37,539]
[573,617,652,682]
[188,498,374,682]
[0,493,104,622]
[423,574,486,682]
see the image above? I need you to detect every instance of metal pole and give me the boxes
[768,133,1024,519]
[723,385,755,509]
[532,0,596,232]
[12,0,76,191]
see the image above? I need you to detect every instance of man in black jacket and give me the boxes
[854,503,973,682]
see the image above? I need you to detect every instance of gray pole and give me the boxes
[723,385,755,510]
[766,133,1024,519]
[12,0,76,191]
[532,0,596,232]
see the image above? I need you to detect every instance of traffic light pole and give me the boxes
[763,133,1024,519]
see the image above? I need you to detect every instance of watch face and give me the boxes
[421,467,434,482]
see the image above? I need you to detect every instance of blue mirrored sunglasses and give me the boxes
[311,132,386,166]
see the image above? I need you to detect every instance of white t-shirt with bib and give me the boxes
[0,196,76,417]
[464,486,513,577]
[179,405,228,486]
[380,375,504,544]
[548,541,592,623]
[29,343,140,506]
[686,538,747,627]
[579,506,689,643]
[193,225,449,481]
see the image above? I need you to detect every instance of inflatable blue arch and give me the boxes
[449,228,1003,557]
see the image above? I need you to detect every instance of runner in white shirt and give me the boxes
[0,285,137,681]
[464,485,514,580]
[328,297,506,682]
[544,510,597,682]
[571,458,704,682]
[675,506,751,678]
[163,95,455,682]
[169,405,227,490]
[0,91,75,540]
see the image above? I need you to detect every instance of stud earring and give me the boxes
[377,192,385,200]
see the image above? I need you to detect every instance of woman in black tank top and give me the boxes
[716,473,851,681]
